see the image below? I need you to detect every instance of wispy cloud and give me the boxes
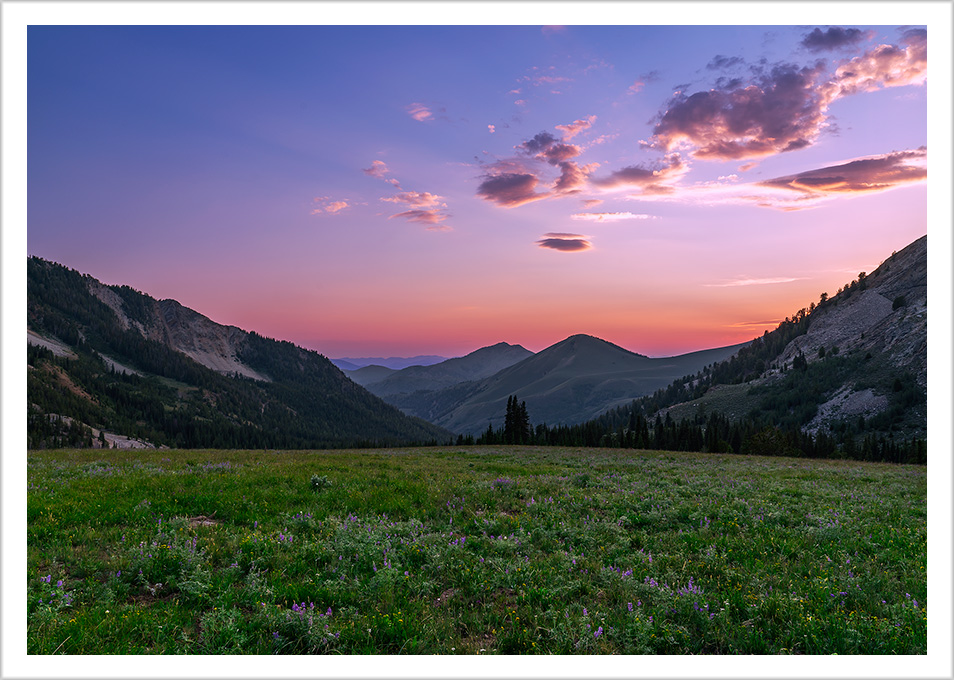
[591,154,687,193]
[381,191,445,208]
[406,103,433,122]
[571,211,652,222]
[536,232,592,252]
[615,147,926,211]
[705,277,803,287]
[311,197,351,214]
[388,208,451,230]
[757,148,927,198]
[363,160,402,188]
[706,54,745,70]
[724,319,785,328]
[555,115,596,139]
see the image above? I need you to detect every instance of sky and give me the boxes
[24,18,933,360]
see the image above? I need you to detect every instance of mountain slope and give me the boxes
[27,257,451,449]
[352,342,534,395]
[643,235,927,441]
[388,334,749,435]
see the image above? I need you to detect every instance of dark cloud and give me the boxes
[758,147,927,195]
[707,54,745,70]
[476,172,549,208]
[591,155,685,189]
[801,27,871,52]
[652,62,830,160]
[553,161,588,193]
[519,131,558,155]
[541,143,582,165]
[714,76,743,90]
[536,233,592,252]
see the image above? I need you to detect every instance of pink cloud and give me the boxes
[571,211,652,222]
[488,125,496,134]
[705,276,803,288]
[363,160,402,189]
[628,80,645,94]
[381,191,445,208]
[388,208,451,229]
[582,199,603,207]
[591,154,687,192]
[555,115,596,140]
[406,103,433,122]
[553,161,590,194]
[619,147,927,212]
[649,31,927,163]
[363,160,390,178]
[311,198,350,215]
[828,29,926,97]
[652,61,830,160]
[758,147,927,197]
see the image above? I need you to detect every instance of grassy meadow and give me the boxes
[27,446,926,655]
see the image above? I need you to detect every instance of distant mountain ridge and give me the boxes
[382,334,750,435]
[349,342,534,394]
[332,355,449,370]
[27,257,451,449]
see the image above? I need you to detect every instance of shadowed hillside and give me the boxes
[27,257,451,449]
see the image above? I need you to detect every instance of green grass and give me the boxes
[27,446,926,654]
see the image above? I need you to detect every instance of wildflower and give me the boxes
[594,626,603,639]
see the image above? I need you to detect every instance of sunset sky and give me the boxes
[23,15,934,359]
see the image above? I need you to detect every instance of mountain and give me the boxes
[345,364,398,386]
[629,235,927,443]
[351,342,534,395]
[331,355,448,370]
[27,257,452,449]
[386,334,749,435]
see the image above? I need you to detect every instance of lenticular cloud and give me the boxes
[536,232,592,252]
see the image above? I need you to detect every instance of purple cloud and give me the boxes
[388,208,451,230]
[536,232,592,252]
[651,32,926,162]
[652,61,829,160]
[476,172,549,208]
[801,27,873,52]
[591,154,685,190]
[758,147,927,196]
[706,54,745,70]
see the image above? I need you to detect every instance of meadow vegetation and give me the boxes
[27,446,926,654]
